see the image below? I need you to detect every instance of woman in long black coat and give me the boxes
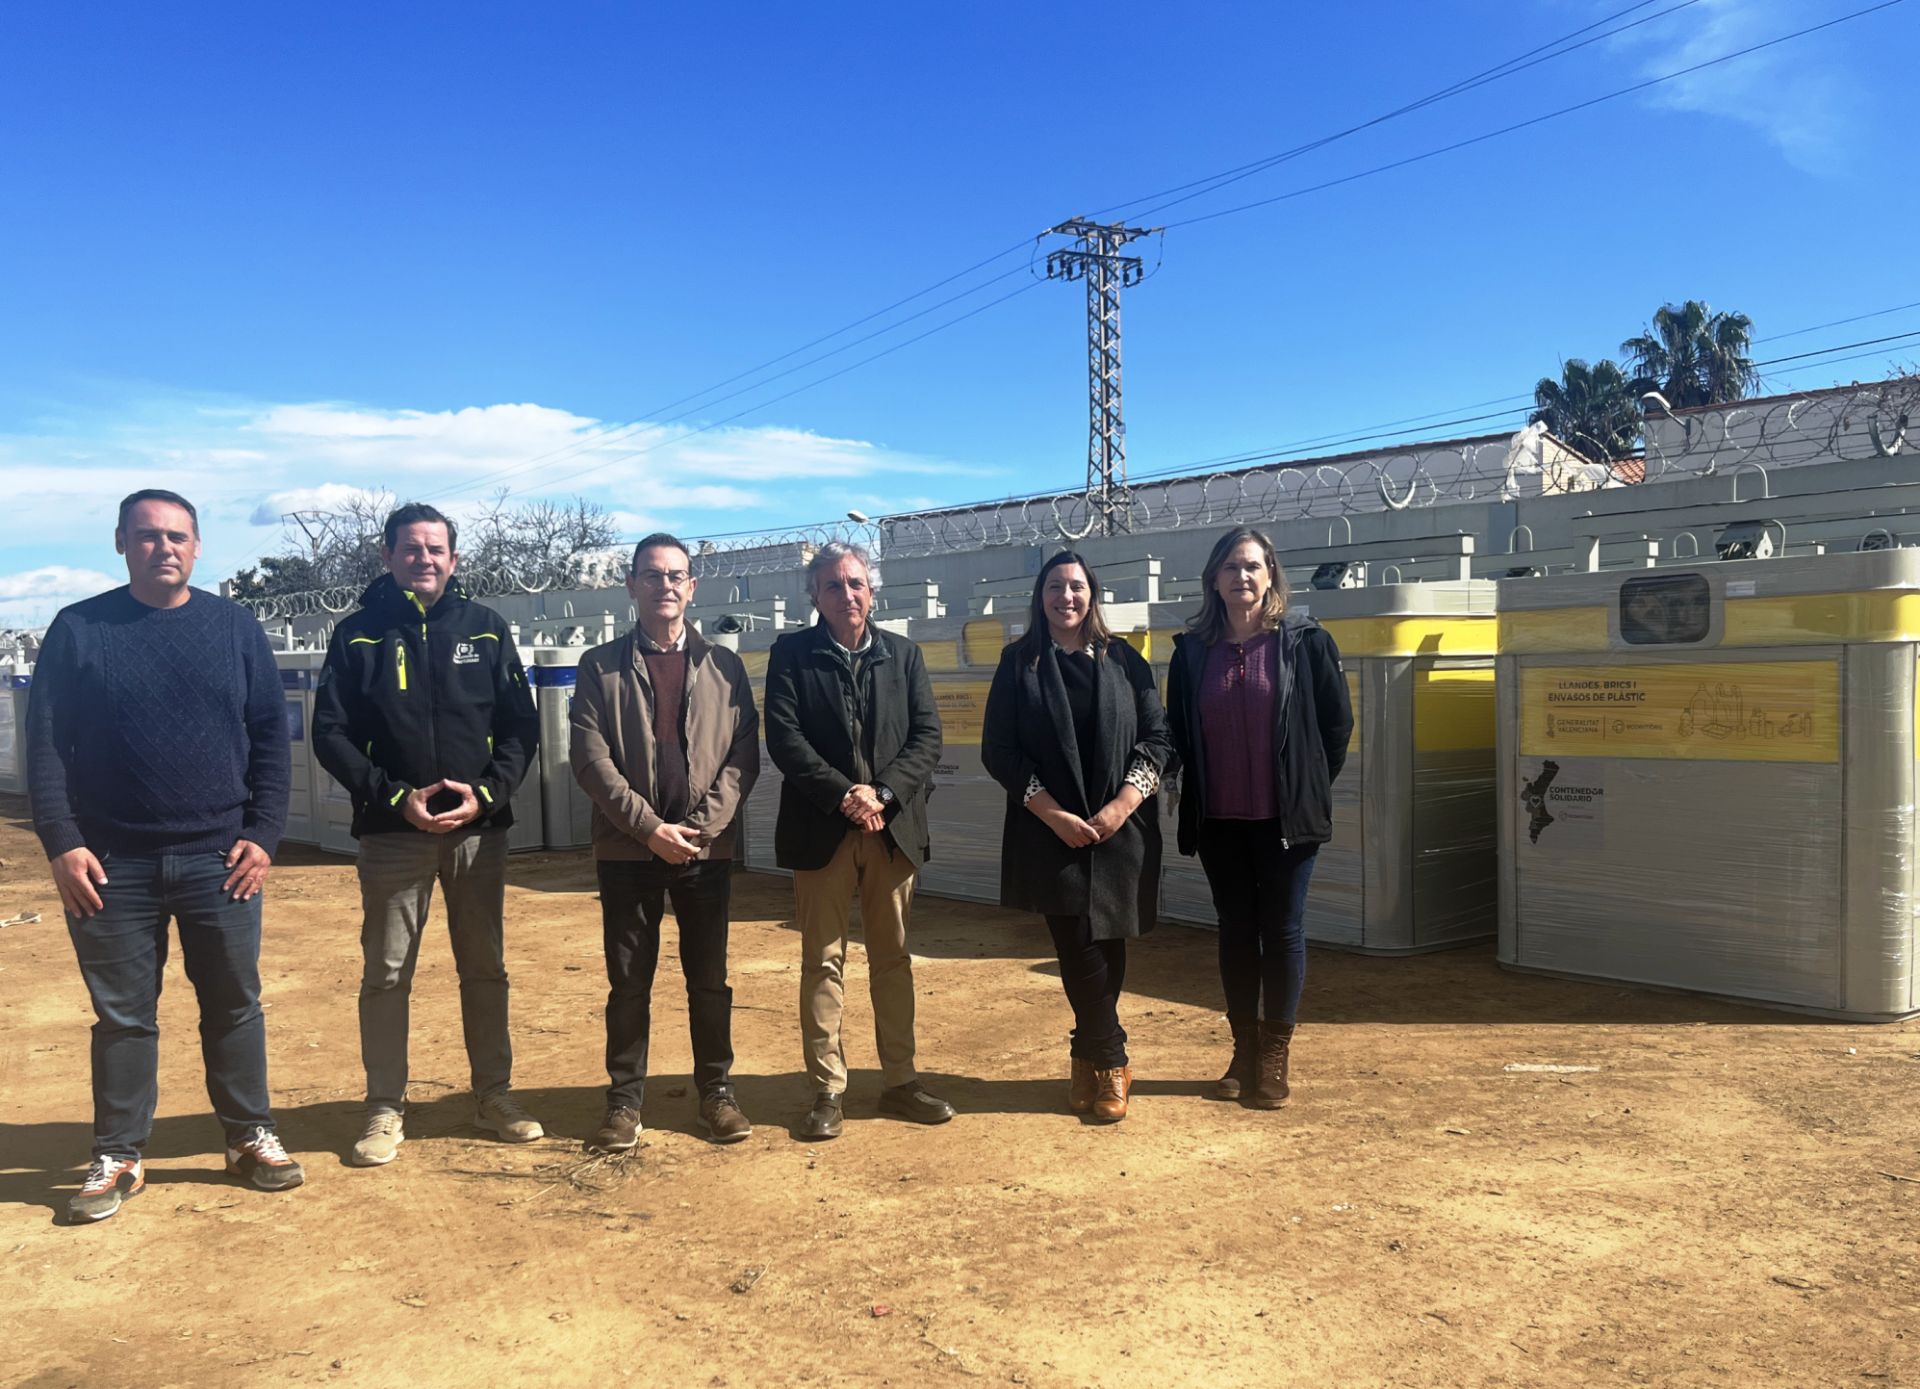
[981,551,1172,1123]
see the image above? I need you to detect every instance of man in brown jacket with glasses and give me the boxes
[570,533,760,1149]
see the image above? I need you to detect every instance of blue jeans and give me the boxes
[65,850,275,1159]
[1197,821,1320,1025]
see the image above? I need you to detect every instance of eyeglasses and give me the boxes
[1225,643,1249,688]
[635,569,692,589]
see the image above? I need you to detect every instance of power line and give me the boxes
[406,0,1718,510]
[416,261,1033,503]
[527,279,1048,498]
[592,314,1918,535]
[1159,1,1908,231]
[1099,0,1703,225]
[283,3,1909,518]
[612,326,1918,542]
[1120,328,1920,485]
[1751,328,1920,370]
[594,0,1900,506]
[1757,300,1920,344]
[1760,347,1920,388]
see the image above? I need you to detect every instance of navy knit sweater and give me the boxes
[26,586,291,860]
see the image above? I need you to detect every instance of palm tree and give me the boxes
[1531,358,1640,464]
[1620,300,1758,409]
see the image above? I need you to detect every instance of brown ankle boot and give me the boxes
[1213,1014,1257,1101]
[1068,1057,1095,1115]
[1245,1022,1295,1110]
[1091,1065,1132,1122]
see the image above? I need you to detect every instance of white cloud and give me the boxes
[1606,0,1869,173]
[0,388,998,619]
[250,482,387,525]
[0,565,121,601]
[0,566,123,628]
[226,403,964,490]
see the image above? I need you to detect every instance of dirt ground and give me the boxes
[4,792,1919,1389]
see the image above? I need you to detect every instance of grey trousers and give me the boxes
[356,828,512,1113]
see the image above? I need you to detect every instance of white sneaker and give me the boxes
[476,1091,544,1143]
[350,1111,405,1167]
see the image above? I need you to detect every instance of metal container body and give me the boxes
[734,641,786,877]
[1154,582,1498,953]
[0,667,30,798]
[272,652,324,847]
[1495,550,1920,1019]
[533,651,593,850]
[505,646,546,853]
[919,662,1004,905]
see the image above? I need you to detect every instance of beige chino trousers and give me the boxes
[794,830,919,1095]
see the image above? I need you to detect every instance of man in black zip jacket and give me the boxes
[312,502,542,1167]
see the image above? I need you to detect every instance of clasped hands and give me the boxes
[839,783,888,834]
[647,821,705,865]
[401,779,483,834]
[1034,785,1144,849]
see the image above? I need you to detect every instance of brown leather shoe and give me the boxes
[1245,1022,1295,1110]
[1068,1058,1095,1115]
[1213,1014,1256,1101]
[699,1090,753,1145]
[1090,1065,1132,1123]
[592,1105,642,1151]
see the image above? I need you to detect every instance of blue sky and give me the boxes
[2,0,1916,622]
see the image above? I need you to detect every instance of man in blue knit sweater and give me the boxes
[27,489,303,1223]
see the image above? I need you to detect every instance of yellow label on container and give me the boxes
[1497,607,1610,654]
[1414,666,1496,752]
[1500,592,1920,655]
[962,620,1007,668]
[933,679,993,747]
[1722,591,1920,646]
[1519,660,1838,762]
[1319,616,1496,658]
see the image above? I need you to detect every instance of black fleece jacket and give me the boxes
[312,574,538,836]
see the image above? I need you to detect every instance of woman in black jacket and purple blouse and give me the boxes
[981,551,1172,1124]
[1166,526,1353,1110]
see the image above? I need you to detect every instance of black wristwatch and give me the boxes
[875,784,896,808]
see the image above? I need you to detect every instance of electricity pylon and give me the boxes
[1043,217,1158,536]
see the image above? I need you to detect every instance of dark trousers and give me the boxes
[598,858,735,1108]
[65,850,274,1159]
[1196,820,1319,1025]
[1043,914,1129,1068]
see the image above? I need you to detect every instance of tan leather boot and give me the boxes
[1091,1065,1132,1123]
[1213,1014,1257,1101]
[1068,1058,1095,1114]
[1245,1022,1295,1110]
